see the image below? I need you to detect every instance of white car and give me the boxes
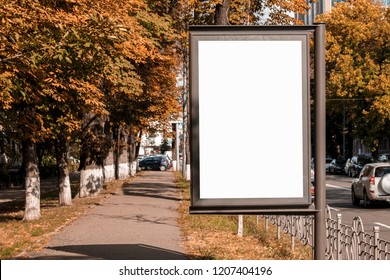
[351,163,390,207]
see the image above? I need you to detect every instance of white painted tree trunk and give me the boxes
[79,167,104,197]
[172,160,177,171]
[130,161,137,177]
[185,164,191,181]
[24,176,41,221]
[56,138,72,206]
[58,174,72,206]
[22,140,41,221]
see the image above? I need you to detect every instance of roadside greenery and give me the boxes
[0,173,312,260]
[175,173,312,260]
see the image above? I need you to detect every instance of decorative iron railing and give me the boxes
[261,206,390,260]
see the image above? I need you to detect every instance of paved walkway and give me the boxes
[26,171,188,260]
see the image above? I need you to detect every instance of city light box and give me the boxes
[189,26,313,214]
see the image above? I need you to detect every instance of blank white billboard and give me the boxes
[199,40,303,199]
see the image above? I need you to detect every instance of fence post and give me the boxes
[277,216,281,240]
[374,226,380,260]
[291,217,295,253]
[337,213,342,260]
[237,215,243,237]
[265,216,269,231]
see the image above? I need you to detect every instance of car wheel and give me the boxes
[378,174,390,195]
[352,187,360,206]
[159,165,167,171]
[363,190,371,208]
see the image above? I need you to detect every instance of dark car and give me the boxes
[346,155,374,178]
[154,154,173,168]
[329,158,347,175]
[138,156,170,171]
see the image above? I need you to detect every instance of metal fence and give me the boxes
[261,206,390,260]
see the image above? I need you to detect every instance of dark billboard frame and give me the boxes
[189,25,325,215]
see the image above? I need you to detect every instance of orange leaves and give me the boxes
[319,0,390,151]
[0,0,183,144]
[0,72,15,110]
[182,0,312,25]
[320,0,389,98]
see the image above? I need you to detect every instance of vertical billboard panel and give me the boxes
[190,26,313,213]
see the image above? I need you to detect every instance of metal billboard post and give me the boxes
[176,122,180,171]
[314,23,326,260]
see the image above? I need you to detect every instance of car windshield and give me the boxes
[374,167,390,177]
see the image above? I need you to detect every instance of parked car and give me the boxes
[346,155,374,178]
[329,158,347,175]
[138,155,170,171]
[351,163,390,207]
[325,158,333,173]
[378,153,390,163]
[154,154,173,168]
[137,155,147,161]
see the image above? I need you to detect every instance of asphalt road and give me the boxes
[326,174,390,241]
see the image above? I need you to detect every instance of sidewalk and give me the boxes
[25,170,188,260]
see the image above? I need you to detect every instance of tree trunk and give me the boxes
[128,128,137,177]
[78,113,106,197]
[55,137,72,206]
[215,0,231,25]
[135,130,142,157]
[22,140,41,221]
[113,125,121,180]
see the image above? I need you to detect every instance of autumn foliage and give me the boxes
[0,0,179,140]
[1,0,181,220]
[3,1,385,221]
[317,0,390,154]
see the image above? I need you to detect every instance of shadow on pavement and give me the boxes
[122,183,181,202]
[31,244,188,260]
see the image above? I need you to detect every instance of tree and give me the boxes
[98,0,180,180]
[1,0,181,215]
[317,0,390,155]
[1,0,129,211]
[171,0,312,26]
[1,0,56,220]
